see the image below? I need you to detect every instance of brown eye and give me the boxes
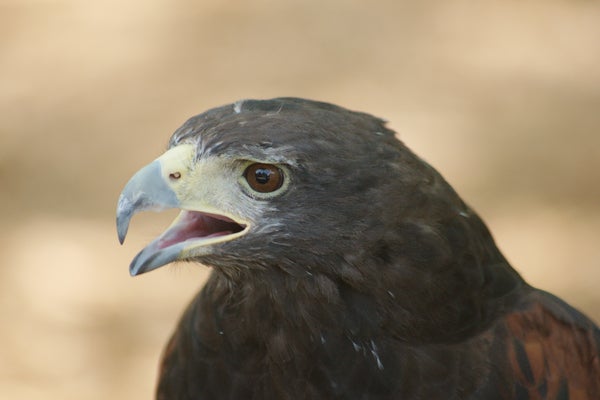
[244,163,284,193]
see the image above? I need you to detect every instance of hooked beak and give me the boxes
[116,144,248,276]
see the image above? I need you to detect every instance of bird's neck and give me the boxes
[208,270,350,343]
[202,266,451,348]
[185,269,387,371]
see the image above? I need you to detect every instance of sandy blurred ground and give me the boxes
[1,0,599,398]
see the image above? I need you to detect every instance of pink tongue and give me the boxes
[157,211,236,249]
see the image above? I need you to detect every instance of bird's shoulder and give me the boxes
[489,288,600,398]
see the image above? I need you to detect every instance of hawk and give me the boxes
[117,98,600,399]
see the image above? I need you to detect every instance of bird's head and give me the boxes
[117,98,472,281]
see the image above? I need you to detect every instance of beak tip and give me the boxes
[129,261,141,277]
[129,251,150,277]
[128,244,184,277]
[130,262,151,277]
[116,220,128,244]
[116,194,133,245]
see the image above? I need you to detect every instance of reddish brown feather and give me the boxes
[503,294,600,399]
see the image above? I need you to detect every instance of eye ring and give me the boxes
[244,163,284,193]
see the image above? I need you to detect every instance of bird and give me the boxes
[116,98,600,399]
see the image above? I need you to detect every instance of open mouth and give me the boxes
[126,210,249,276]
[156,210,247,250]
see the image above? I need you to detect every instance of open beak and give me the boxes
[116,144,248,276]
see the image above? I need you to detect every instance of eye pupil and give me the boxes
[254,168,271,184]
[244,163,284,193]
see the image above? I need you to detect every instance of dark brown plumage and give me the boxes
[116,98,600,399]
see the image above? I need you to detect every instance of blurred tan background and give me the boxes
[1,0,599,398]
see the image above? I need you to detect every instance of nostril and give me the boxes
[169,172,181,180]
